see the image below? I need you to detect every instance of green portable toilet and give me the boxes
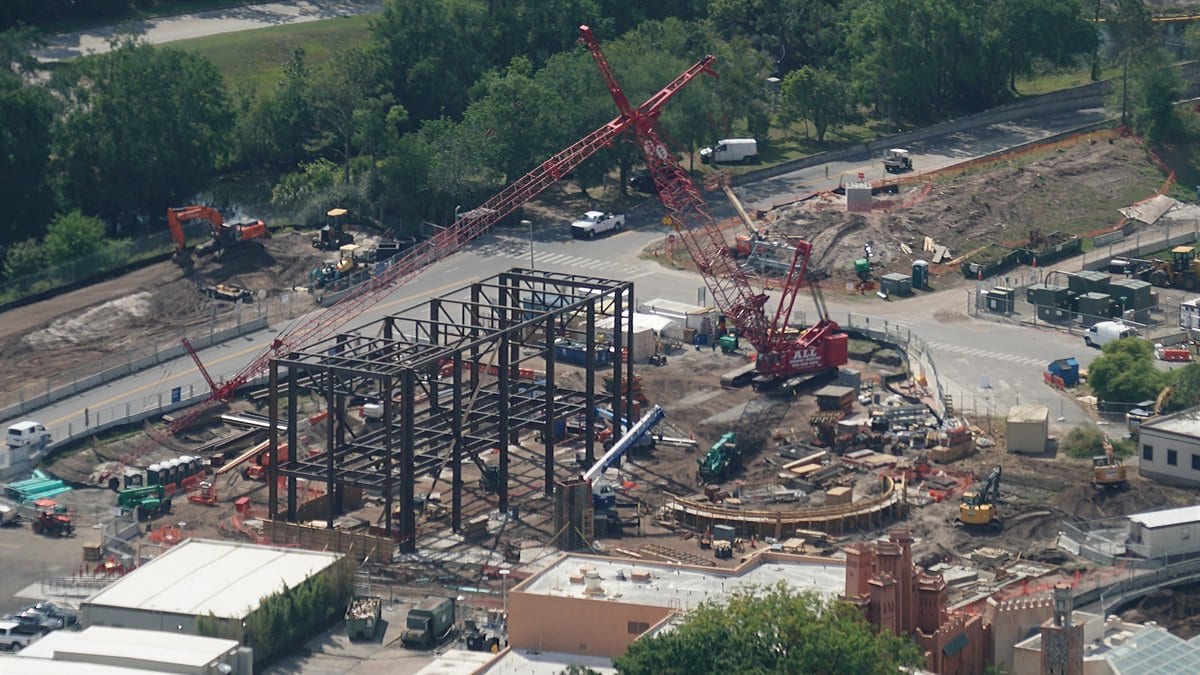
[912,260,929,290]
[854,258,871,280]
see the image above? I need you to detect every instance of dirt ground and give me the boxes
[0,231,341,402]
[743,136,1168,289]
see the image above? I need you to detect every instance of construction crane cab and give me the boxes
[957,465,1002,531]
[1092,440,1128,489]
[313,208,356,250]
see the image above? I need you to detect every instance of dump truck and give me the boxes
[401,596,455,649]
[345,596,382,640]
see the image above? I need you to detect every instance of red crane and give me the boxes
[578,27,847,385]
[105,27,717,478]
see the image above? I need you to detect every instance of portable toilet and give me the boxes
[1047,358,1080,387]
[178,455,194,480]
[146,464,162,486]
[165,458,181,486]
[911,260,929,290]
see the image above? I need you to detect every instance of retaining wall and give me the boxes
[261,519,394,564]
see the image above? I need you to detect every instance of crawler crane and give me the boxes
[578,28,849,388]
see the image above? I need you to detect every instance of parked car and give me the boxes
[629,171,657,193]
[0,620,36,650]
[31,601,77,627]
[8,608,61,631]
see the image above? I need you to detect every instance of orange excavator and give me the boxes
[166,205,269,259]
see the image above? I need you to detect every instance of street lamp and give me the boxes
[499,568,511,618]
[521,220,534,269]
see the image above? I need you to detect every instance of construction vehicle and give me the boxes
[883,148,912,173]
[957,465,1002,531]
[201,283,253,302]
[105,26,718,485]
[1127,385,1173,436]
[31,509,74,537]
[166,205,268,258]
[698,432,738,483]
[1149,246,1200,290]
[1092,440,1128,489]
[313,208,355,250]
[116,485,172,521]
[479,464,502,493]
[577,32,849,388]
[345,596,383,640]
[310,244,365,289]
[401,596,456,649]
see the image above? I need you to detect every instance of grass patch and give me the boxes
[172,14,374,92]
[1015,65,1121,97]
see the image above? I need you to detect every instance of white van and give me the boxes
[699,138,758,164]
[6,421,50,450]
[1085,321,1137,348]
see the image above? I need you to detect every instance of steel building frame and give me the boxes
[267,269,636,552]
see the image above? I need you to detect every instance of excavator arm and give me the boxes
[166,206,224,251]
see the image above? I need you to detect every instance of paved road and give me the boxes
[36,0,381,62]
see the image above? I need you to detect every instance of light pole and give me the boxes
[521,220,534,269]
[499,568,511,618]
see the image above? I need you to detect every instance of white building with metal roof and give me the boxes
[80,538,342,638]
[1136,407,1200,487]
[1126,504,1200,560]
[17,625,249,674]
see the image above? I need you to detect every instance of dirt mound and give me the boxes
[1051,479,1176,520]
[766,136,1165,287]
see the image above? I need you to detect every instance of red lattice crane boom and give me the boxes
[579,26,847,382]
[108,28,717,477]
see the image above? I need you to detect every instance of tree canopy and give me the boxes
[50,38,232,224]
[1087,338,1171,404]
[613,584,924,675]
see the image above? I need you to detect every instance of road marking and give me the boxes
[926,341,1044,366]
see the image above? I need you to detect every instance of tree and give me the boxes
[42,210,108,266]
[781,66,855,141]
[613,584,923,675]
[307,46,391,182]
[1170,363,1200,411]
[228,47,316,170]
[1125,49,1182,143]
[2,238,45,281]
[1086,337,1171,404]
[992,0,1097,92]
[51,38,233,226]
[0,29,56,245]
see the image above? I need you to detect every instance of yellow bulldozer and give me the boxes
[1149,246,1200,290]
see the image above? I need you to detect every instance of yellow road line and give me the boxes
[46,276,470,427]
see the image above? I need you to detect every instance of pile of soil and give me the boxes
[764,137,1166,286]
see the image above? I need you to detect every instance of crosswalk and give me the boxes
[489,249,655,279]
[926,340,1045,367]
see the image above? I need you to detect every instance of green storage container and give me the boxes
[881,273,912,297]
[1077,292,1115,325]
[1068,270,1111,296]
[1109,278,1152,311]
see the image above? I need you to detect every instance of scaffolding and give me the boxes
[266,269,637,552]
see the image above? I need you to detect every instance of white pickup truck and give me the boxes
[571,211,625,239]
